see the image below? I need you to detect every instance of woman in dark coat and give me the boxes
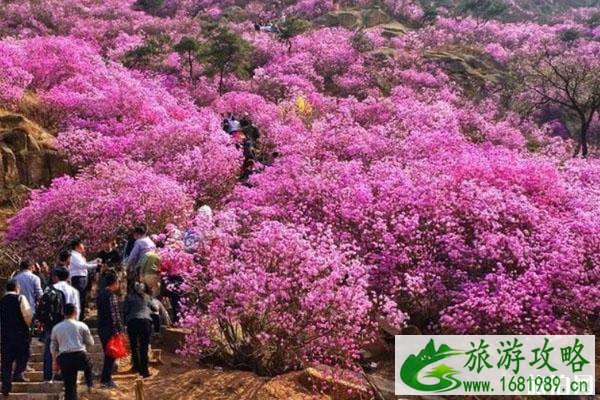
[123,282,156,378]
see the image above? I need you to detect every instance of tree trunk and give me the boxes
[218,69,224,95]
[187,52,194,83]
[580,119,589,158]
[573,143,581,158]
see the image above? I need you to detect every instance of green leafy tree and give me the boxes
[559,28,581,44]
[123,34,172,70]
[587,12,600,28]
[278,16,311,53]
[417,0,441,26]
[457,0,508,26]
[174,36,201,83]
[198,23,252,95]
[134,0,164,14]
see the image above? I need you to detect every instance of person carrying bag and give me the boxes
[96,272,125,388]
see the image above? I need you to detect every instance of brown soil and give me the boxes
[80,353,329,400]
[0,206,15,236]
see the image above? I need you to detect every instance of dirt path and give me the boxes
[80,353,328,400]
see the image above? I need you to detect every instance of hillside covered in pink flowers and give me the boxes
[1,0,600,378]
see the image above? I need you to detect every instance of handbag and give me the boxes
[106,333,129,359]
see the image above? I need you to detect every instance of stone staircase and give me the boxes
[7,329,101,400]
[12,327,163,400]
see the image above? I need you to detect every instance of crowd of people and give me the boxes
[254,20,281,34]
[0,224,181,400]
[253,14,291,36]
[222,112,261,181]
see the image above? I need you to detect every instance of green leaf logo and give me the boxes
[400,339,464,392]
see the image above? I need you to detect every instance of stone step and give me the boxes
[0,394,60,400]
[29,354,104,372]
[25,371,45,382]
[11,382,63,394]
[25,371,91,383]
[29,348,159,364]
[25,370,90,384]
[30,348,103,362]
[28,349,162,371]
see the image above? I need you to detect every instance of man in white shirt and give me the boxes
[51,303,94,400]
[42,261,80,383]
[69,238,99,321]
[0,280,33,395]
[53,268,80,320]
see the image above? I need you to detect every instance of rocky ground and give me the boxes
[79,352,327,400]
[74,337,600,400]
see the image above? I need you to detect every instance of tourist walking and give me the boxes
[40,265,77,382]
[13,259,43,314]
[53,258,81,318]
[97,272,125,388]
[150,295,171,334]
[161,274,183,324]
[69,238,100,321]
[124,225,156,276]
[223,112,241,134]
[97,239,122,292]
[0,280,33,396]
[241,116,260,145]
[50,303,94,400]
[123,282,156,377]
[97,239,122,268]
[137,252,161,297]
[35,262,52,289]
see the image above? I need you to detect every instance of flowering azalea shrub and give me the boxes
[165,213,404,375]
[229,140,600,334]
[3,0,600,377]
[6,162,193,259]
[0,0,188,56]
[0,36,243,203]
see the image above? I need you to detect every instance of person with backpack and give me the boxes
[0,279,33,396]
[38,267,67,382]
[51,303,94,400]
[41,265,80,382]
[53,262,80,319]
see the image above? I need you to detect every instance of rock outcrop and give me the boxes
[425,48,508,97]
[0,110,67,204]
[315,10,362,29]
[380,22,408,38]
[314,7,408,36]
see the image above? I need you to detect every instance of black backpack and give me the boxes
[36,285,66,329]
